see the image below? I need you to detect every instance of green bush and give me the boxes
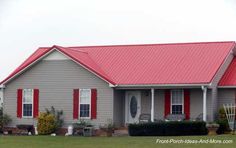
[45,106,63,130]
[37,112,56,135]
[128,121,208,136]
[0,107,12,132]
[217,108,230,134]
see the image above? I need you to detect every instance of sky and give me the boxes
[0,0,236,81]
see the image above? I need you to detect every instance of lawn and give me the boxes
[0,135,236,148]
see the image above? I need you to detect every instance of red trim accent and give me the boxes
[184,89,190,120]
[17,89,23,118]
[33,89,39,118]
[91,89,97,119]
[73,89,79,119]
[164,89,171,118]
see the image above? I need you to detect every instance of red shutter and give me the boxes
[184,89,190,120]
[17,89,23,118]
[73,89,79,119]
[164,89,171,118]
[91,89,97,119]
[33,89,39,118]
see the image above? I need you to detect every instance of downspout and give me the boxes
[151,88,155,122]
[201,86,207,122]
[0,85,5,108]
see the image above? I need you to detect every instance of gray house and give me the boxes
[1,41,236,129]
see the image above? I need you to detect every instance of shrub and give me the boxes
[0,107,12,132]
[45,106,63,130]
[128,121,208,136]
[216,108,230,134]
[37,112,56,135]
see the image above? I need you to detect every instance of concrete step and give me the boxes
[113,129,129,137]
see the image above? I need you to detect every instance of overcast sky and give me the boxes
[0,0,236,81]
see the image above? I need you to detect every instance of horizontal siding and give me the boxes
[218,89,235,108]
[4,59,113,128]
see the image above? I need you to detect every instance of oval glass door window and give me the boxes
[130,96,138,118]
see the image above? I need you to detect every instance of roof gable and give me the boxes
[43,50,69,60]
[219,57,236,86]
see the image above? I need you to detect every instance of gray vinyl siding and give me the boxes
[3,59,113,128]
[218,89,235,108]
[113,90,125,127]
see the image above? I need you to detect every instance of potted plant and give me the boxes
[100,119,115,137]
[206,122,220,135]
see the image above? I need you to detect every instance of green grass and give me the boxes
[0,135,236,148]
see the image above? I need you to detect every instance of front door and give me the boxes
[125,91,141,124]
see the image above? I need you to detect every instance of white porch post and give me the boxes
[202,86,207,122]
[151,88,155,122]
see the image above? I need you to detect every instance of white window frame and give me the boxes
[171,89,184,114]
[79,89,91,119]
[22,89,34,118]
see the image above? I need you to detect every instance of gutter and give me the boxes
[217,86,236,88]
[114,83,210,88]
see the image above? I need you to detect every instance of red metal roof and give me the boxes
[219,57,236,86]
[1,41,235,86]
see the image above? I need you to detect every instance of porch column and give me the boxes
[151,88,155,122]
[202,86,207,121]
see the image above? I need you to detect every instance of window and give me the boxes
[23,89,33,117]
[171,89,183,114]
[79,89,91,118]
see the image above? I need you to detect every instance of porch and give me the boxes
[113,87,211,127]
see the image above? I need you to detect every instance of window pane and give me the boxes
[23,89,33,103]
[81,90,90,97]
[23,104,32,117]
[172,89,183,105]
[80,104,90,117]
[172,105,182,114]
[80,89,90,104]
